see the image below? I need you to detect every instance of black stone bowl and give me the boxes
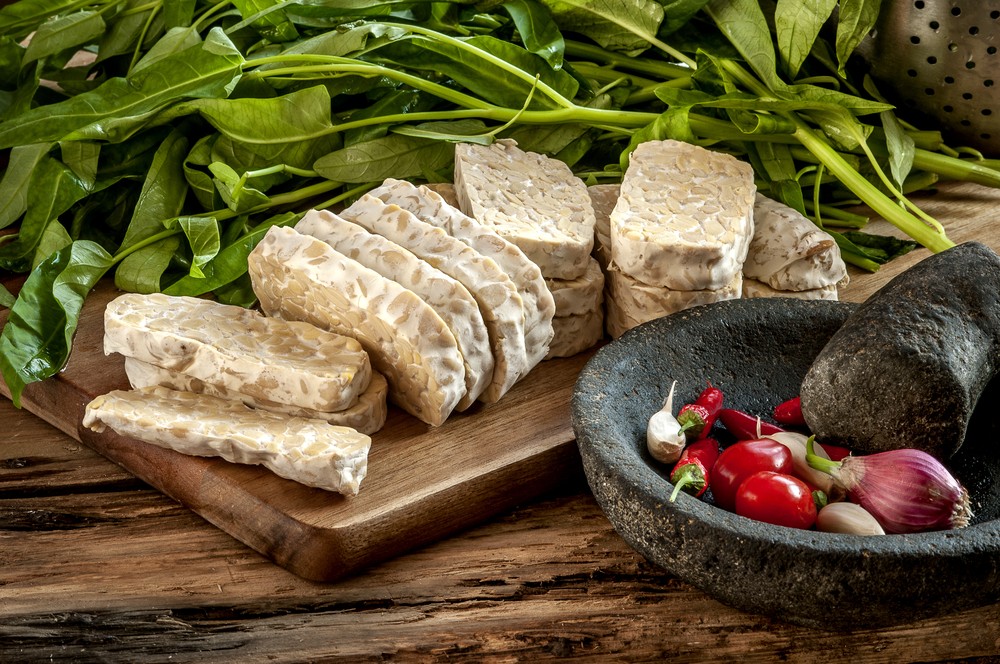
[571,297,1000,630]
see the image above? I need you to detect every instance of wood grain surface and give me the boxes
[5,181,1000,661]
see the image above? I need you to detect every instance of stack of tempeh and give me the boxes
[83,293,380,495]
[588,140,847,338]
[452,140,604,359]
[603,140,756,338]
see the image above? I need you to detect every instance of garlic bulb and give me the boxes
[647,381,686,464]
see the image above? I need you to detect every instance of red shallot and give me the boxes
[805,437,972,534]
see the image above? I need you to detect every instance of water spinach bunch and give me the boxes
[2,0,1000,404]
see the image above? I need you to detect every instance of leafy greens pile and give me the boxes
[2,0,1000,405]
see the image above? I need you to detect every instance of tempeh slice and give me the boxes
[453,139,596,280]
[248,226,466,427]
[744,194,848,293]
[83,386,371,496]
[604,266,743,339]
[367,178,555,371]
[610,139,755,290]
[124,358,389,435]
[545,257,604,318]
[103,292,372,412]
[339,193,529,403]
[546,309,605,359]
[296,208,493,410]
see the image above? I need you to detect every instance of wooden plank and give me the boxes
[1,281,590,582]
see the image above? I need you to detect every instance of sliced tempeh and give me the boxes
[546,309,605,359]
[587,183,619,270]
[83,386,372,495]
[367,178,555,371]
[248,226,466,427]
[296,208,493,411]
[610,139,755,290]
[124,358,390,435]
[545,257,604,318]
[604,265,743,339]
[744,194,848,292]
[339,193,529,403]
[742,278,839,301]
[103,292,372,412]
[453,139,596,280]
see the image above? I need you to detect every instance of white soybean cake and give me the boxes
[248,226,467,427]
[453,139,596,280]
[102,292,372,412]
[339,193,530,403]
[83,386,372,496]
[296,208,493,411]
[367,178,556,371]
[124,358,390,435]
[610,139,755,290]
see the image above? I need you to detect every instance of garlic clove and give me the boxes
[816,501,885,535]
[647,381,687,464]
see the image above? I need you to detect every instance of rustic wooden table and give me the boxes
[4,183,1000,662]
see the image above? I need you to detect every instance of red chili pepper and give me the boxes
[676,383,724,440]
[822,444,852,462]
[668,437,721,502]
[718,408,784,441]
[773,396,807,426]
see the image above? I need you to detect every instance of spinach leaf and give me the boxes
[0,143,49,230]
[0,283,14,309]
[179,85,333,145]
[231,0,299,43]
[774,0,836,79]
[0,0,83,41]
[368,33,578,109]
[23,10,105,66]
[314,134,454,182]
[0,28,244,148]
[209,162,271,212]
[502,0,565,68]
[659,0,712,35]
[0,239,114,407]
[539,0,664,56]
[163,0,197,29]
[59,140,101,187]
[835,0,880,76]
[114,128,190,292]
[704,0,781,90]
[167,216,221,278]
[114,235,183,294]
[0,155,90,272]
[163,211,299,297]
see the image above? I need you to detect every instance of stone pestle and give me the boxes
[800,241,1000,459]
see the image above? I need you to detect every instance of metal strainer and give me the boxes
[864,1,1000,155]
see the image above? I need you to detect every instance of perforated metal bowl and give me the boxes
[864,1,1000,155]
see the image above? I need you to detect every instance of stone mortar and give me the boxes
[571,297,1000,629]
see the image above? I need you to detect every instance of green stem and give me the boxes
[805,436,841,475]
[381,22,576,109]
[246,60,493,111]
[718,60,953,252]
[563,40,693,80]
[912,149,1000,187]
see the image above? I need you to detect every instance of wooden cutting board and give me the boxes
[1,281,591,581]
[4,181,1000,582]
